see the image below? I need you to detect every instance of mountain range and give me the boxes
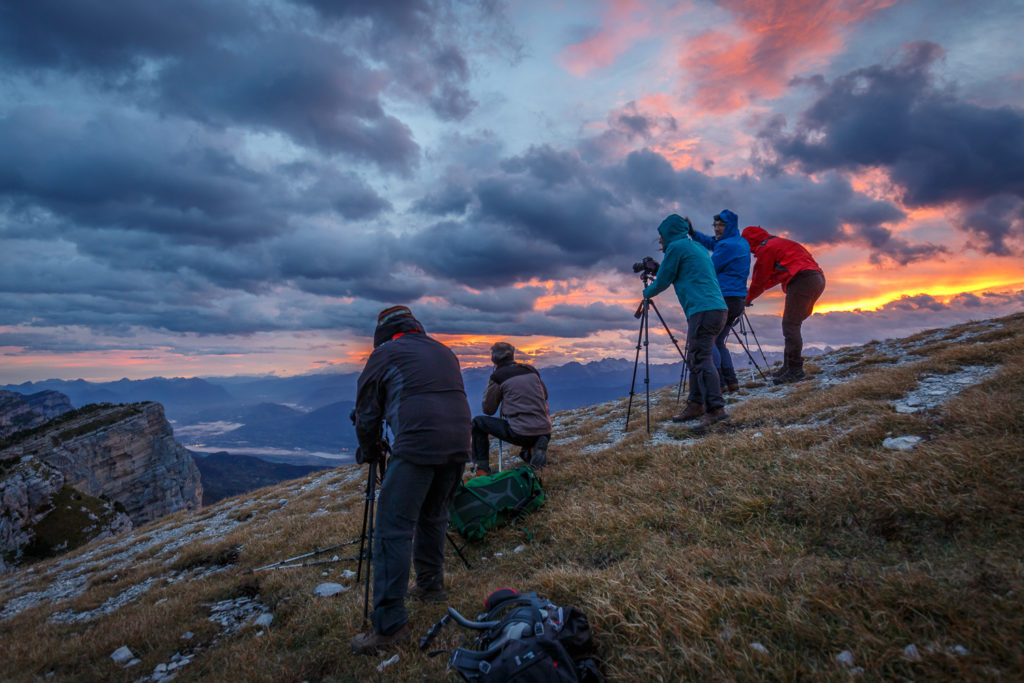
[2,350,799,463]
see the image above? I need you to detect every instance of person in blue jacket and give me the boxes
[642,214,730,428]
[691,210,751,393]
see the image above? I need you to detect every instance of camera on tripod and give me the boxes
[632,256,659,277]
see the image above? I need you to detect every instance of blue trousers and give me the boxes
[371,457,462,635]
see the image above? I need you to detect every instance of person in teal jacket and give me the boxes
[642,214,730,428]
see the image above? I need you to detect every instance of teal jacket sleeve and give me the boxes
[642,243,682,299]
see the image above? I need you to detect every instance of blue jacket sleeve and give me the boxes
[692,230,715,252]
[642,243,682,299]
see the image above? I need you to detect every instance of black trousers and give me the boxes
[471,415,542,472]
[372,457,462,635]
[782,270,826,368]
[685,308,727,410]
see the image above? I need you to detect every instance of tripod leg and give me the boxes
[355,463,374,584]
[644,300,651,434]
[625,300,648,430]
[447,532,472,569]
[743,312,771,369]
[732,327,769,380]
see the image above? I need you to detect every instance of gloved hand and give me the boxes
[745,300,753,307]
[355,445,381,465]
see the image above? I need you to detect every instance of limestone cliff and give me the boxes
[1,402,202,526]
[0,390,74,439]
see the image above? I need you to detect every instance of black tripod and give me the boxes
[729,311,771,381]
[626,271,688,433]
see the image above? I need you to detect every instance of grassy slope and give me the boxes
[0,313,1022,681]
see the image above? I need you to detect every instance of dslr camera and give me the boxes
[632,256,659,277]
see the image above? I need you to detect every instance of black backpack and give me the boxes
[420,589,603,683]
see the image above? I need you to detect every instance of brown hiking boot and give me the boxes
[725,382,740,393]
[772,367,806,385]
[695,407,729,429]
[671,401,705,422]
[350,623,411,656]
[407,584,448,604]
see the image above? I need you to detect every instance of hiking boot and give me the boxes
[671,401,705,422]
[695,407,729,429]
[350,623,410,656]
[772,367,806,385]
[725,382,740,393]
[518,446,532,464]
[530,435,549,469]
[771,365,788,379]
[407,584,448,604]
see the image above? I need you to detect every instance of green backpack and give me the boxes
[449,466,546,541]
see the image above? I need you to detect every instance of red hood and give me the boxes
[742,226,771,253]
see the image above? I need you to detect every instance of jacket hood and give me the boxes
[373,313,425,347]
[715,209,739,239]
[742,226,772,252]
[657,214,692,246]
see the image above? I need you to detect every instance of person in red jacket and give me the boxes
[742,226,826,384]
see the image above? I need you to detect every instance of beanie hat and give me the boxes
[373,305,422,347]
[377,305,414,325]
[490,342,515,365]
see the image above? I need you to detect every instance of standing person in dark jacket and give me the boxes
[350,306,471,655]
[691,209,751,393]
[471,342,552,475]
[643,214,730,428]
[741,226,826,385]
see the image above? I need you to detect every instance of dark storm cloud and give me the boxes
[759,41,1024,254]
[957,195,1024,257]
[0,108,389,249]
[0,0,250,72]
[446,286,547,314]
[0,1,499,174]
[412,184,474,216]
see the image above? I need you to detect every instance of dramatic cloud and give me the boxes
[759,41,1024,254]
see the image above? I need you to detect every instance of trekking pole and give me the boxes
[361,458,379,627]
[251,538,364,573]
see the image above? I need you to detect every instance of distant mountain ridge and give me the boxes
[2,351,804,462]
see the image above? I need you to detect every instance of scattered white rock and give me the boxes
[836,650,855,667]
[948,644,969,656]
[110,646,134,664]
[180,631,193,640]
[903,644,922,662]
[513,545,526,553]
[749,642,769,655]
[341,569,356,579]
[254,612,274,627]
[376,654,399,672]
[883,436,923,451]
[314,582,347,597]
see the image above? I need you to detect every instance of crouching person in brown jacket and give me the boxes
[471,342,552,475]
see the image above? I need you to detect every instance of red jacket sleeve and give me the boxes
[746,243,783,303]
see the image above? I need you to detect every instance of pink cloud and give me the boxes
[682,0,896,112]
[559,0,653,77]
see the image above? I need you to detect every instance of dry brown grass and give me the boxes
[1,313,1022,681]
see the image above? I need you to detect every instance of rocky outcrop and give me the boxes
[1,456,132,573]
[0,390,73,440]
[1,402,202,526]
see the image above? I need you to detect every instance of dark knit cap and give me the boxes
[373,305,422,347]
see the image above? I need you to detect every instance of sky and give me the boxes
[1,0,1023,384]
